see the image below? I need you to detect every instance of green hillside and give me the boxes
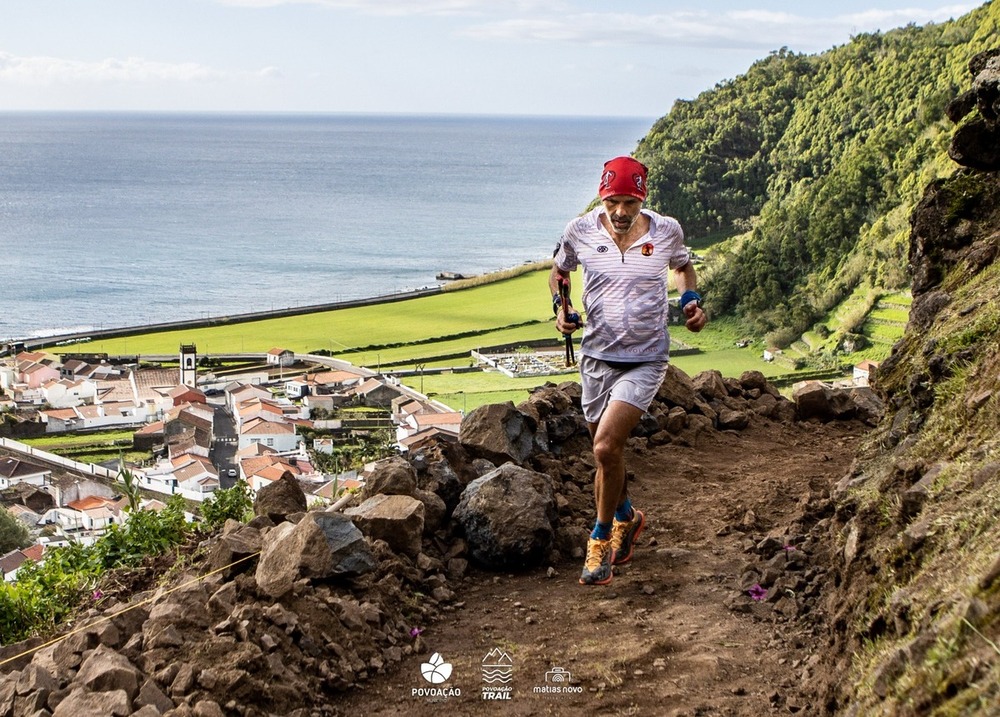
[635,2,1000,350]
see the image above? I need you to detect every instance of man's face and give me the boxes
[601,195,643,235]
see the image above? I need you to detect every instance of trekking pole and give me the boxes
[559,278,578,367]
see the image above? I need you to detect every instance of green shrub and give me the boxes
[200,482,255,529]
[0,495,194,644]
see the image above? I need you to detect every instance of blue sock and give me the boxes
[591,520,612,541]
[615,498,634,522]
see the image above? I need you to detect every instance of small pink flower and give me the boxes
[748,584,766,601]
[92,590,104,601]
[409,627,424,638]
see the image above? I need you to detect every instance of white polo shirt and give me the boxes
[554,207,691,363]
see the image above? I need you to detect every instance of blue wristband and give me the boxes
[680,290,702,309]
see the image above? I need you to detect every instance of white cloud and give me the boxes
[458,4,981,50]
[837,4,979,26]
[0,51,271,85]
[212,0,555,17]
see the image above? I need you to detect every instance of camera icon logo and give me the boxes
[544,667,571,683]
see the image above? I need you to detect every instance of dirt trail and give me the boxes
[336,419,865,716]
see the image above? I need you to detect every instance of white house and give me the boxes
[40,400,148,433]
[133,453,220,502]
[0,364,17,392]
[38,495,125,546]
[0,544,44,583]
[395,409,463,445]
[854,360,881,387]
[39,377,98,408]
[235,397,287,429]
[284,370,364,399]
[238,417,300,452]
[227,383,275,415]
[0,457,52,490]
[266,348,295,367]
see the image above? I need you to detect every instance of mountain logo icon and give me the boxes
[420,652,453,684]
[481,647,513,684]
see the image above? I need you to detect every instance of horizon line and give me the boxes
[0,108,658,122]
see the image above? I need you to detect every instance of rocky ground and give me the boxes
[0,367,877,717]
[336,417,866,717]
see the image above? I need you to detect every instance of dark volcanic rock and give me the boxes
[453,463,556,570]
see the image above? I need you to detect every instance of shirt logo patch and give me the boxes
[597,245,609,253]
[641,243,654,256]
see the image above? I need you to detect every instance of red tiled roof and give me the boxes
[413,411,463,428]
[21,544,44,562]
[66,496,115,511]
[240,417,294,435]
[136,420,165,435]
[41,407,78,420]
[236,443,278,457]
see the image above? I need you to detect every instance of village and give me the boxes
[0,344,466,581]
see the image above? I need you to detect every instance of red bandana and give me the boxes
[599,156,648,200]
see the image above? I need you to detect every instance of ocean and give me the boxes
[0,112,652,340]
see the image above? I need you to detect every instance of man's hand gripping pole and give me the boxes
[558,277,579,367]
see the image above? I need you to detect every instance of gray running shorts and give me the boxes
[579,355,668,424]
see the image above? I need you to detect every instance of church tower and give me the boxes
[179,344,197,387]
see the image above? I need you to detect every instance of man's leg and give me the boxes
[580,400,643,585]
[591,400,644,525]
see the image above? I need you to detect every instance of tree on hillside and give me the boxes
[0,508,31,554]
[636,48,817,238]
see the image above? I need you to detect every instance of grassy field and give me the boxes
[78,270,560,356]
[22,430,136,448]
[21,430,151,466]
[335,321,559,370]
[63,267,859,414]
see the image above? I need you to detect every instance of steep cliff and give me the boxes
[816,49,1000,715]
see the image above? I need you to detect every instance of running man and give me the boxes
[550,155,707,585]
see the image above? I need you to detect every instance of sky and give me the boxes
[0,1,985,118]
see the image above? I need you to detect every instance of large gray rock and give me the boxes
[655,364,698,411]
[717,407,751,431]
[344,494,425,557]
[14,663,57,695]
[52,687,132,717]
[205,523,262,580]
[740,370,780,397]
[75,644,142,700]
[419,459,464,512]
[793,382,856,422]
[360,455,448,530]
[361,456,418,500]
[253,471,307,523]
[459,402,537,465]
[692,370,727,401]
[136,677,175,714]
[453,463,556,570]
[849,386,885,426]
[256,512,376,598]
